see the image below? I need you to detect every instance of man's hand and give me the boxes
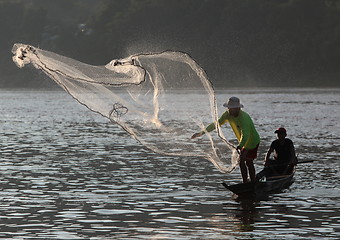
[234,145,242,155]
[191,132,203,139]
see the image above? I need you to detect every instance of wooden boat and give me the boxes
[222,164,296,197]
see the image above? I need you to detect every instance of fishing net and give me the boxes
[12,43,238,173]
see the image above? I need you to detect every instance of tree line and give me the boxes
[1,0,339,87]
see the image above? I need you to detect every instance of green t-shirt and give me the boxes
[205,110,260,150]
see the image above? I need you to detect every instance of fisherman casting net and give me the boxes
[12,43,238,173]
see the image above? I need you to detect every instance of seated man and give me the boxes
[263,127,297,177]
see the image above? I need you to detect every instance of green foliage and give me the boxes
[1,0,340,87]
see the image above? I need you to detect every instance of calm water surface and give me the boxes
[0,88,339,239]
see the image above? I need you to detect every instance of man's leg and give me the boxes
[246,159,256,182]
[239,159,248,183]
[243,145,258,182]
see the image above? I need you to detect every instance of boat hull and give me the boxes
[222,167,295,197]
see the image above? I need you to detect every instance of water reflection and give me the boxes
[231,199,258,232]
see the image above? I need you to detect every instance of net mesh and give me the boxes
[12,43,239,173]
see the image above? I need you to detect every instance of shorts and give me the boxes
[241,144,259,160]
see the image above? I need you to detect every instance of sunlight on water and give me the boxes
[0,88,339,239]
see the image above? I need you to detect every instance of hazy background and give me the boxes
[1,0,340,88]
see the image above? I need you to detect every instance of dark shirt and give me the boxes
[270,138,294,164]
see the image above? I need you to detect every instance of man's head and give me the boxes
[223,97,243,117]
[275,127,287,140]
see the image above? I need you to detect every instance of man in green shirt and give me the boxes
[192,97,260,183]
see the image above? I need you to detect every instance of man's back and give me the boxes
[271,138,294,163]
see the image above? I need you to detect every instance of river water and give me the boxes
[0,88,339,239]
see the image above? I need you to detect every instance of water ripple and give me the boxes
[0,89,339,239]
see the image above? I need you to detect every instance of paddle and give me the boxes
[256,159,314,180]
[296,160,314,164]
[264,159,314,169]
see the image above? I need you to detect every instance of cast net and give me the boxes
[12,43,238,173]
